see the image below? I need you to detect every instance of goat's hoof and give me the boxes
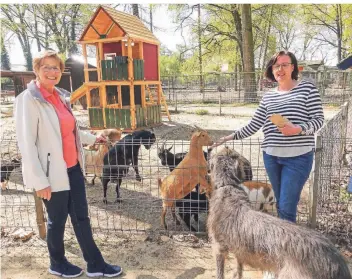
[115,198,122,203]
[103,199,108,204]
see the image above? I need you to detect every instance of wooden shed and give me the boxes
[70,5,170,131]
[1,70,71,97]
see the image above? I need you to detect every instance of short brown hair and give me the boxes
[264,50,299,82]
[33,50,65,74]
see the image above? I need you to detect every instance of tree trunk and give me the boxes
[32,5,42,52]
[241,4,256,102]
[231,4,243,66]
[132,4,139,18]
[149,4,153,33]
[197,4,204,100]
[261,5,274,71]
[336,4,342,62]
[68,5,80,56]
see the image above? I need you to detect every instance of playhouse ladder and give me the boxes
[160,88,171,121]
[146,85,156,104]
[146,85,171,121]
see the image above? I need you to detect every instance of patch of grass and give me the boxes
[194,109,209,115]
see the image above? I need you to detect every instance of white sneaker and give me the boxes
[263,271,276,279]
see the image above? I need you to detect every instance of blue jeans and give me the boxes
[43,163,105,269]
[263,150,314,223]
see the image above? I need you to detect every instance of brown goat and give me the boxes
[84,129,121,185]
[158,129,213,229]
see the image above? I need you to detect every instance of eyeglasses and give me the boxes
[41,65,61,73]
[273,63,292,71]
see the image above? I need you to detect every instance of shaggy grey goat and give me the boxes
[207,146,351,279]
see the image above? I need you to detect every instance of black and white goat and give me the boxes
[102,130,156,203]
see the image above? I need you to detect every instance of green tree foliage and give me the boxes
[1,36,11,70]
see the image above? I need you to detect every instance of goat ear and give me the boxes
[167,145,173,151]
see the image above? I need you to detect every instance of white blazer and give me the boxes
[14,80,96,192]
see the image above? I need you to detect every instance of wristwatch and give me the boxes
[299,125,306,135]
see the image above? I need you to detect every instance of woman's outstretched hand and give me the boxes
[211,134,234,149]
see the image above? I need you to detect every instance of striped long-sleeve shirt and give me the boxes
[233,80,324,149]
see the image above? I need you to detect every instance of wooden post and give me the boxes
[139,41,144,60]
[33,191,46,239]
[82,44,89,83]
[141,84,146,108]
[309,135,322,228]
[127,38,136,130]
[117,85,122,108]
[121,41,126,56]
[86,87,91,108]
[97,42,103,81]
[157,44,161,105]
[100,85,107,128]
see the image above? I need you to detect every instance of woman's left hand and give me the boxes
[95,134,107,143]
[278,122,302,136]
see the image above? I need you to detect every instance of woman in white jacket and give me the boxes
[15,50,122,278]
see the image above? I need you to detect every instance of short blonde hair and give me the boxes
[33,50,65,74]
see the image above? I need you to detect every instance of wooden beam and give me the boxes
[100,85,107,128]
[97,42,103,81]
[127,38,133,82]
[106,104,121,108]
[84,68,97,72]
[86,81,130,87]
[118,85,122,108]
[127,38,135,129]
[133,81,161,85]
[82,44,89,83]
[129,35,160,45]
[79,37,126,44]
[139,41,144,60]
[157,44,161,105]
[141,84,146,108]
[86,88,92,108]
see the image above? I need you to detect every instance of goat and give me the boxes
[102,129,156,203]
[158,129,213,230]
[157,143,208,172]
[241,181,276,213]
[1,158,21,190]
[175,191,208,231]
[84,129,122,185]
[207,146,351,279]
[157,144,253,181]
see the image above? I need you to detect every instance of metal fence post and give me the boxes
[309,135,322,229]
[33,191,47,239]
[174,77,178,113]
[219,89,222,116]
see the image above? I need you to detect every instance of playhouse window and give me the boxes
[104,53,116,60]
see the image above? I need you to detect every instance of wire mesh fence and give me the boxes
[161,71,352,114]
[1,94,351,252]
[310,97,352,248]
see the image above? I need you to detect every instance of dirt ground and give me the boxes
[1,103,351,279]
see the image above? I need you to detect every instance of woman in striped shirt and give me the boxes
[212,50,324,223]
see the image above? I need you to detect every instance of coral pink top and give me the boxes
[36,81,78,168]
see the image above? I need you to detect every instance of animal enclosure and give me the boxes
[1,98,351,260]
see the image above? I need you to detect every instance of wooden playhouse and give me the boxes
[70,5,171,131]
